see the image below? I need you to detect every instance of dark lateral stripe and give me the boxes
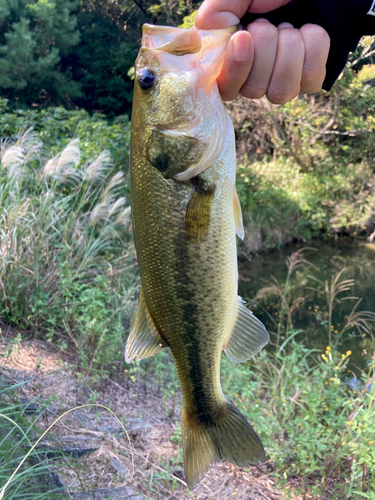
[173,227,214,424]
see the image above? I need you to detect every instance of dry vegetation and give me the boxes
[0,329,321,500]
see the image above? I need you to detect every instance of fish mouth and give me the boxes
[141,23,236,57]
[142,24,203,55]
[140,24,235,87]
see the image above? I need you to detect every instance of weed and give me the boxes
[0,380,66,498]
[0,131,137,376]
[220,249,375,498]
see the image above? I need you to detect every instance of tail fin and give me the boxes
[182,401,266,489]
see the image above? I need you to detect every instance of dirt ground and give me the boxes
[0,327,316,500]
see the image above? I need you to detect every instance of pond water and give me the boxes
[238,238,375,373]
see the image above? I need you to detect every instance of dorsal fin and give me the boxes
[224,297,269,363]
[125,289,167,362]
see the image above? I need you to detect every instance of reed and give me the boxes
[0,131,137,375]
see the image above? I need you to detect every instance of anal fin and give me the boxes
[125,289,167,362]
[224,297,269,363]
[233,187,244,240]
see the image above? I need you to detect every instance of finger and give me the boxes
[266,26,305,104]
[195,0,292,29]
[195,0,251,29]
[299,24,330,94]
[240,19,278,99]
[217,30,254,101]
[194,0,249,30]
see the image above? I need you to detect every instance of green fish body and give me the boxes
[126,24,269,489]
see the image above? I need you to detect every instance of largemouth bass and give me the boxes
[126,23,270,489]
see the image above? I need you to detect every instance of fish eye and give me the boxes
[137,68,157,90]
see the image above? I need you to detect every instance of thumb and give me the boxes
[248,0,292,14]
[195,0,292,30]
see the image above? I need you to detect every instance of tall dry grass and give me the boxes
[0,131,137,374]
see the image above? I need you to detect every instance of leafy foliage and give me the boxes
[61,11,135,116]
[0,0,201,113]
[0,98,131,169]
[0,0,80,105]
[221,343,375,500]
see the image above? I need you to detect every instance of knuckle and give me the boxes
[240,84,266,100]
[219,88,239,102]
[301,69,326,94]
[300,24,330,45]
[222,93,239,102]
[249,22,278,43]
[267,85,300,105]
[279,27,302,46]
[302,67,325,86]
[218,81,239,102]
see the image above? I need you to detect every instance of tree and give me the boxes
[61,11,135,116]
[62,0,201,115]
[0,0,80,106]
[0,0,202,113]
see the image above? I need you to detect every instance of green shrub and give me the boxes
[221,342,375,499]
[236,154,375,253]
[0,99,131,171]
[0,0,80,105]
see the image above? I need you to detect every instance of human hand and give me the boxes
[195,0,330,104]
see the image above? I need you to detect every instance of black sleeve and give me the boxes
[240,0,375,90]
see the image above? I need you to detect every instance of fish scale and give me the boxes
[126,23,270,489]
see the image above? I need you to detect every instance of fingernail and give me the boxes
[233,32,252,61]
[278,22,294,30]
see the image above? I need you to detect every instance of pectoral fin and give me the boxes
[233,187,244,240]
[147,129,207,179]
[185,178,216,244]
[125,289,167,362]
[224,297,269,363]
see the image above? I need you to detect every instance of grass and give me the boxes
[221,343,375,499]
[0,378,67,499]
[1,118,375,498]
[0,130,138,378]
[221,249,375,499]
[0,98,131,170]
